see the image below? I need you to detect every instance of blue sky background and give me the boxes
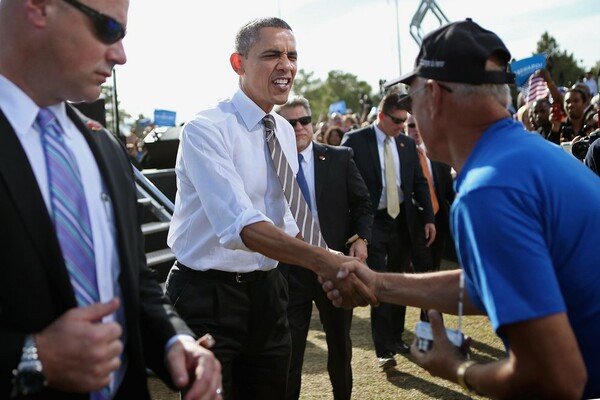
[116,0,600,124]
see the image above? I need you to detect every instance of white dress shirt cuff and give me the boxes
[164,334,196,355]
[219,208,274,250]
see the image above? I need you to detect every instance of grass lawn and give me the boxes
[297,304,503,399]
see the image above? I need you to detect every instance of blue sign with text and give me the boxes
[510,54,547,87]
[154,109,177,127]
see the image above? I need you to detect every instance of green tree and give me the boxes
[293,69,376,122]
[292,69,323,95]
[535,32,584,87]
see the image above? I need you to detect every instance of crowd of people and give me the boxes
[311,71,600,179]
[2,1,599,400]
[513,68,600,170]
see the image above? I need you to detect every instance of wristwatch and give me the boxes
[345,234,369,248]
[12,334,47,396]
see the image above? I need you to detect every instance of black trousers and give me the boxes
[411,210,442,322]
[165,263,292,400]
[368,208,412,357]
[279,264,353,400]
[411,210,452,273]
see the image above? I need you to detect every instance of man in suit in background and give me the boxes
[275,96,373,400]
[406,113,455,275]
[405,114,455,322]
[0,0,221,398]
[341,92,436,369]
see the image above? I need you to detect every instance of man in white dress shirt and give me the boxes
[165,17,375,400]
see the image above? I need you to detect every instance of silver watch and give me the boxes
[11,334,47,396]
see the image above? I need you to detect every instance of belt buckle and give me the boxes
[235,273,245,284]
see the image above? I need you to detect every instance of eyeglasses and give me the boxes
[407,123,416,128]
[62,0,126,44]
[286,116,312,127]
[407,82,453,98]
[383,112,407,125]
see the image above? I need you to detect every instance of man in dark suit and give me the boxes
[406,114,455,274]
[0,0,221,399]
[275,96,373,400]
[341,92,436,369]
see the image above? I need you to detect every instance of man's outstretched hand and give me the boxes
[319,259,378,309]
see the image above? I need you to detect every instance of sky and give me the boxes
[115,0,600,125]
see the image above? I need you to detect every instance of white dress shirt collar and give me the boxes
[373,122,390,146]
[299,141,314,164]
[232,88,275,132]
[0,74,72,138]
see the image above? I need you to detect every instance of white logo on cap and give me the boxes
[419,59,445,68]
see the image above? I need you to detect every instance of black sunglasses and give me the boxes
[287,116,312,127]
[62,0,126,44]
[383,112,407,125]
[407,123,416,128]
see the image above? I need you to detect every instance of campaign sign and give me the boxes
[328,100,347,115]
[510,54,547,87]
[154,109,177,127]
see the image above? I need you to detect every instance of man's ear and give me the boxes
[26,0,50,27]
[230,53,244,76]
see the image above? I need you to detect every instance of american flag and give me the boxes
[522,74,549,103]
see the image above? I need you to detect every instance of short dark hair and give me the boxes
[235,17,292,57]
[566,87,589,103]
[378,92,412,114]
[533,98,551,107]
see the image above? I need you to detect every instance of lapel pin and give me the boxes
[86,120,103,132]
[319,155,326,161]
[400,143,405,147]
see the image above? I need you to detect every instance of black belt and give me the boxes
[176,261,272,284]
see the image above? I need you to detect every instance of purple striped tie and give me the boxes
[36,109,111,400]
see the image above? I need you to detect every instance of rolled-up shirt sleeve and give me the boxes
[179,117,272,250]
[168,91,299,271]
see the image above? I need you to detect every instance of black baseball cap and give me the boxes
[387,18,515,88]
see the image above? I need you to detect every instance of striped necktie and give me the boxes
[263,115,326,248]
[36,109,111,400]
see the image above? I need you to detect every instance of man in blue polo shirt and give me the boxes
[324,18,600,399]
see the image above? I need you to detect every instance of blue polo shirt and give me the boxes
[452,118,600,398]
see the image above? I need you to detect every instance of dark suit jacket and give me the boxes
[312,143,372,252]
[341,125,434,241]
[430,160,455,234]
[0,105,193,399]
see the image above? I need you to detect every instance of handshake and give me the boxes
[318,256,379,309]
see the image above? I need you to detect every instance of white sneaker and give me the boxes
[378,353,397,369]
